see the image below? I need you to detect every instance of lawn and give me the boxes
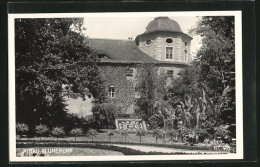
[18,133,162,144]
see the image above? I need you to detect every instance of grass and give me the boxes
[18,133,162,144]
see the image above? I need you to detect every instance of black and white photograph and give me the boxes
[8,11,243,161]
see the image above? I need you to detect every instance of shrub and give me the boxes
[136,130,146,143]
[152,128,164,144]
[51,127,65,141]
[87,129,98,141]
[70,128,83,141]
[92,103,118,129]
[120,130,128,142]
[107,131,115,142]
[16,123,29,137]
[35,125,49,141]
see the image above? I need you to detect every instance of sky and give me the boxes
[83,16,202,58]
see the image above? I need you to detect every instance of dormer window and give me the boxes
[108,85,115,98]
[166,47,173,59]
[145,40,152,46]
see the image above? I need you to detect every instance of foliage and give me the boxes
[15,18,105,132]
[87,129,98,141]
[107,130,115,142]
[120,130,128,142]
[92,103,118,129]
[152,128,164,144]
[135,64,158,121]
[35,125,49,140]
[17,142,199,155]
[189,16,235,129]
[136,130,146,143]
[70,128,83,141]
[51,127,65,141]
[16,123,29,136]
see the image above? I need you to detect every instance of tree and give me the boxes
[87,129,98,141]
[35,125,49,141]
[136,130,146,143]
[107,131,115,142]
[70,128,83,141]
[51,127,65,141]
[16,123,29,138]
[120,130,128,142]
[152,128,164,144]
[15,18,105,132]
[189,16,235,138]
[92,103,118,129]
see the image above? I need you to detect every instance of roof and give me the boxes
[86,38,159,63]
[146,17,182,33]
[86,38,189,66]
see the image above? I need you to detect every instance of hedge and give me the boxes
[16,139,216,151]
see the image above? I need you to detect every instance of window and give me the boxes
[184,41,188,46]
[168,89,174,98]
[126,68,133,77]
[145,40,152,46]
[184,50,187,62]
[108,85,115,98]
[166,47,173,59]
[167,70,173,77]
[166,38,173,44]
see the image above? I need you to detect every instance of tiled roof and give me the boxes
[86,38,159,63]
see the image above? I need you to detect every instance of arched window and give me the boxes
[184,41,188,46]
[166,47,173,59]
[108,85,115,98]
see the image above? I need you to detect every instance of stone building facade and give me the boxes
[66,17,192,116]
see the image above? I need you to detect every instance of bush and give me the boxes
[51,127,65,141]
[16,123,29,137]
[107,131,115,142]
[70,128,83,141]
[136,130,146,143]
[35,125,49,141]
[120,130,128,142]
[92,103,118,129]
[87,129,98,141]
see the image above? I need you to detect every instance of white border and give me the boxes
[8,11,243,162]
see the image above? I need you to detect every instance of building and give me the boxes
[66,17,192,121]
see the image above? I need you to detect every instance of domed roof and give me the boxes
[146,17,182,33]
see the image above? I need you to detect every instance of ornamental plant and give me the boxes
[51,127,65,141]
[16,123,29,138]
[107,131,115,142]
[120,130,128,142]
[70,128,83,141]
[35,125,49,141]
[87,129,98,141]
[152,128,164,144]
[136,130,146,143]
